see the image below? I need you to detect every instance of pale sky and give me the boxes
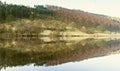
[1,0,120,17]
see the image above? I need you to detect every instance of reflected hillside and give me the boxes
[0,38,120,68]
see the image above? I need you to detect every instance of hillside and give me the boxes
[0,1,120,34]
[47,6,120,33]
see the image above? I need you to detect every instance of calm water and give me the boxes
[0,37,120,71]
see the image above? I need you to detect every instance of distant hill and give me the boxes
[47,6,120,33]
[0,1,120,33]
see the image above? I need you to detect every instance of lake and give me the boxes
[0,36,120,71]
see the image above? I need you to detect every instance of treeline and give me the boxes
[0,1,54,23]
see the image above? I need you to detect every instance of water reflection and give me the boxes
[0,36,120,71]
[2,54,120,71]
